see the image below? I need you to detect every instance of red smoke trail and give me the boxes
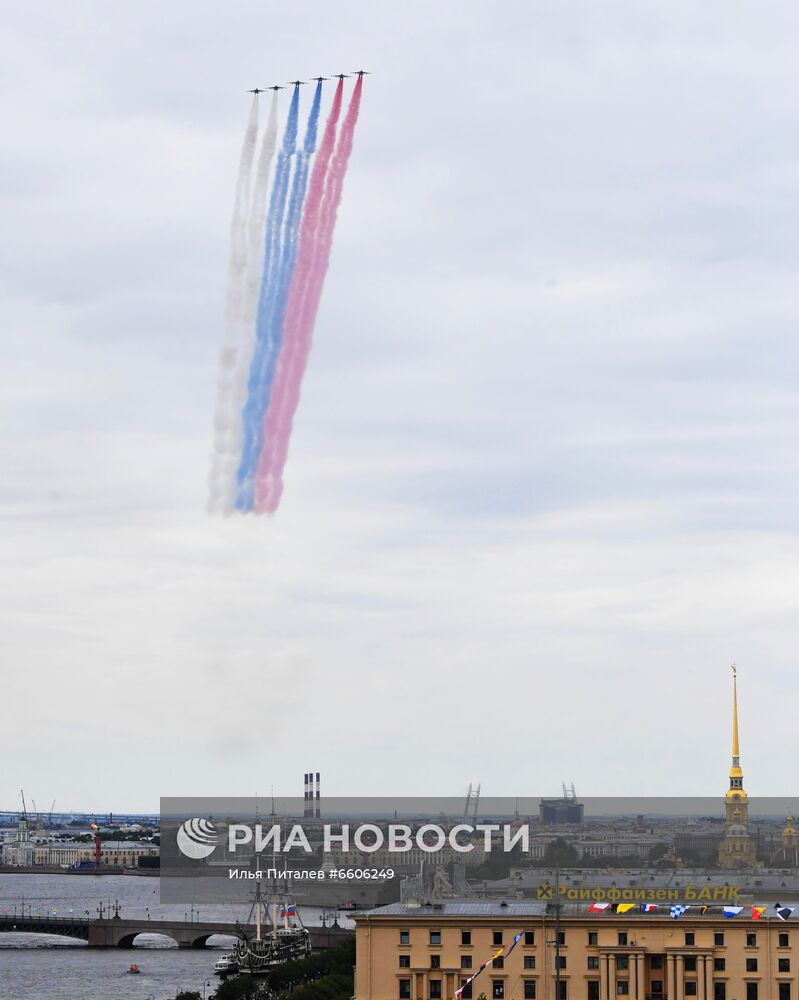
[253,76,362,513]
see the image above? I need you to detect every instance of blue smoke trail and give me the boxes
[235,86,301,509]
[235,81,323,510]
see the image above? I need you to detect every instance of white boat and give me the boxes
[213,952,240,976]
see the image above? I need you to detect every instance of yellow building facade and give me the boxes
[353,902,796,1000]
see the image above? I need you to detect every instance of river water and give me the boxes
[0,872,347,1000]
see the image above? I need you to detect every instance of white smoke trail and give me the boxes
[225,95,260,326]
[242,91,279,326]
[208,95,261,513]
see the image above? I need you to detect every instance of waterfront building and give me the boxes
[352,899,798,1000]
[540,794,584,826]
[1,840,159,868]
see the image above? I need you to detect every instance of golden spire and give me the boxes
[727,663,745,798]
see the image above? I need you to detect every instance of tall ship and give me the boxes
[235,885,312,976]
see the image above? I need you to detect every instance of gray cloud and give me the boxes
[2,0,799,810]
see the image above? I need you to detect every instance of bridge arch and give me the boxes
[116,931,181,949]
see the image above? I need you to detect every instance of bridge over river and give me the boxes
[0,913,353,949]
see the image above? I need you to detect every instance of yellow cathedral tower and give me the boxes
[718,665,758,867]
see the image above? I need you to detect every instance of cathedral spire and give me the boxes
[727,664,745,796]
[719,664,756,866]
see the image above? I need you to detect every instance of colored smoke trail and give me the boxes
[254,76,364,513]
[235,82,323,511]
[233,86,301,510]
[242,90,280,326]
[208,94,261,512]
[225,94,260,325]
[210,90,281,512]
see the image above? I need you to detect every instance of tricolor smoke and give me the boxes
[255,77,362,513]
[209,78,363,515]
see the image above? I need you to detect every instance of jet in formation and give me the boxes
[351,70,371,76]
[287,80,307,87]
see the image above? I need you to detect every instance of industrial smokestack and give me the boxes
[303,772,309,817]
[315,771,321,819]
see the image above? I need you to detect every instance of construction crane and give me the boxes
[464,782,481,821]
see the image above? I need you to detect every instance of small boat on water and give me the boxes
[126,964,141,975]
[213,952,240,977]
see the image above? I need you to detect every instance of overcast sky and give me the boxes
[2,1,799,813]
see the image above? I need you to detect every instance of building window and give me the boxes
[558,982,567,1000]
[461,982,473,1000]
[618,932,628,946]
[556,956,566,970]
[588,957,600,970]
[650,957,663,971]
[494,957,505,970]
[746,984,758,1000]
[525,931,536,946]
[779,985,790,1000]
[524,981,536,1000]
[685,933,695,947]
[714,959,726,972]
[524,956,536,970]
[588,982,600,1000]
[492,980,504,1000]
[714,932,725,947]
[618,957,630,972]
[651,983,663,996]
[493,931,503,946]
[399,956,410,968]
[430,931,441,946]
[779,933,789,948]
[714,984,726,1000]
[746,933,757,948]
[779,959,791,973]
[462,931,472,946]
[430,980,442,1000]
[685,984,697,997]
[400,930,410,945]
[617,982,629,995]
[461,956,472,969]
[399,980,411,999]
[588,932,598,946]
[685,958,697,973]
[558,931,566,946]
[431,955,441,970]
[746,959,758,973]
